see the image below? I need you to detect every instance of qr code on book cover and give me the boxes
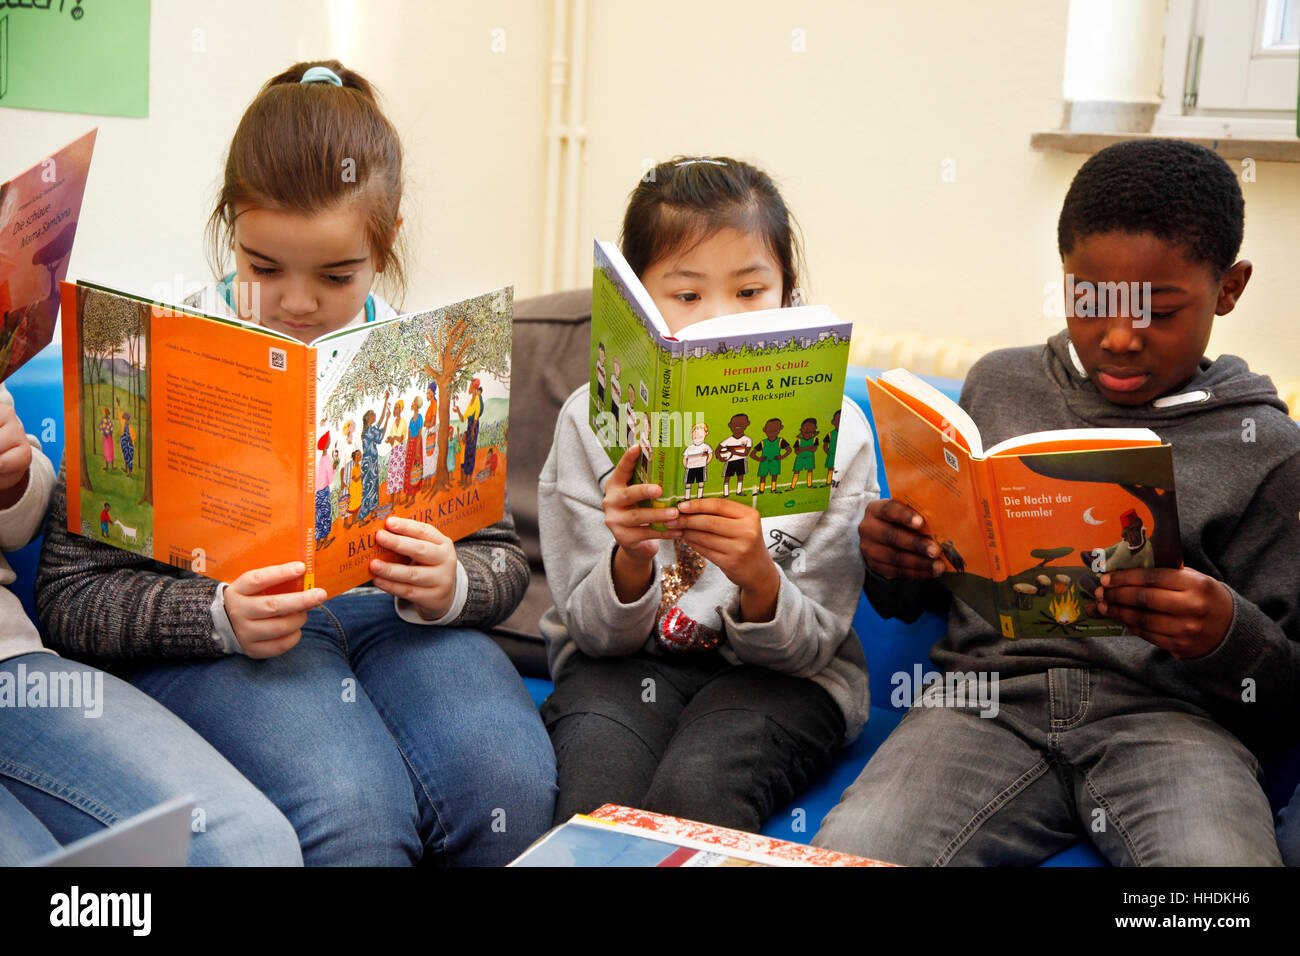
[269,348,287,371]
[943,448,959,472]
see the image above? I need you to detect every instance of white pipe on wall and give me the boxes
[559,0,588,291]
[540,0,569,294]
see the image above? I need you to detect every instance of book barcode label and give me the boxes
[269,347,287,371]
[942,448,959,472]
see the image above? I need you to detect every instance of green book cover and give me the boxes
[590,240,851,519]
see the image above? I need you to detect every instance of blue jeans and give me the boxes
[122,593,557,866]
[813,667,1282,866]
[0,653,301,866]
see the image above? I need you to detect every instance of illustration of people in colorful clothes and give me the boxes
[404,395,425,497]
[98,407,114,470]
[456,378,483,488]
[358,390,392,524]
[385,399,406,508]
[422,383,439,486]
[789,417,819,489]
[314,431,336,547]
[116,398,135,477]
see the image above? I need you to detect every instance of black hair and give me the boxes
[1057,138,1244,277]
[801,416,817,427]
[764,417,782,428]
[621,157,804,305]
[729,412,749,424]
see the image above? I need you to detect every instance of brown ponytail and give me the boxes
[206,60,407,302]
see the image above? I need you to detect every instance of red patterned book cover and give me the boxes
[584,804,896,867]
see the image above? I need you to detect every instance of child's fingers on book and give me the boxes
[873,519,936,557]
[669,513,736,536]
[616,506,677,527]
[611,444,643,480]
[872,498,927,531]
[230,562,310,595]
[241,590,324,621]
[611,482,663,504]
[382,516,451,545]
[678,533,730,564]
[862,545,941,577]
[376,527,454,562]
[1099,567,1188,591]
[1095,581,1191,615]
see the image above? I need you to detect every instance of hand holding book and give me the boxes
[369,515,459,621]
[224,562,327,659]
[1093,567,1233,659]
[857,498,945,580]
[666,497,780,624]
[603,445,679,602]
[0,402,33,508]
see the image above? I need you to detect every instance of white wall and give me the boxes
[2,0,1296,382]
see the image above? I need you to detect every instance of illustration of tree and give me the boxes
[74,285,93,493]
[81,288,138,472]
[136,300,153,506]
[1029,547,1074,568]
[320,291,512,495]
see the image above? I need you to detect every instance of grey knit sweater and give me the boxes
[35,460,529,660]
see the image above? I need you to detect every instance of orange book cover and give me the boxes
[866,372,1180,639]
[61,280,513,598]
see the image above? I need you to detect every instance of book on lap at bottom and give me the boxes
[509,804,895,867]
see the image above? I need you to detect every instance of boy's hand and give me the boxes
[225,562,327,658]
[858,499,944,579]
[666,497,780,622]
[0,403,33,505]
[1094,568,1234,659]
[603,444,678,603]
[371,516,458,620]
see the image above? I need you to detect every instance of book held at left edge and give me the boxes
[0,129,96,381]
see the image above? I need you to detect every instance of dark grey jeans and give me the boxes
[813,667,1282,866]
[542,650,844,832]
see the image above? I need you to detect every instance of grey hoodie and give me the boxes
[866,330,1300,756]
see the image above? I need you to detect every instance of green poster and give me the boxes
[0,0,150,118]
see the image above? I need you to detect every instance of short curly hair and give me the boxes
[1057,138,1244,276]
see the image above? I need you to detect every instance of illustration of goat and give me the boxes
[114,518,138,544]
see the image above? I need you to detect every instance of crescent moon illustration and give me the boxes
[1082,507,1105,525]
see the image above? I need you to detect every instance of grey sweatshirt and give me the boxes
[866,330,1300,756]
[538,386,875,741]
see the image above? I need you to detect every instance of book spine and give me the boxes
[969,458,1015,637]
[302,348,317,591]
[649,344,671,505]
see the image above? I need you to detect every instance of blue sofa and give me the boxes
[9,343,1297,866]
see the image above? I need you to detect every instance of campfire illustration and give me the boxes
[1039,585,1084,634]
